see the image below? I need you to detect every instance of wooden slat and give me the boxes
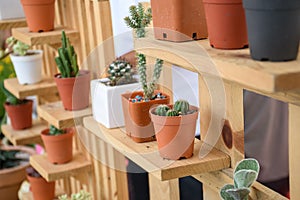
[4,78,57,99]
[1,120,46,146]
[0,18,26,30]
[83,116,230,181]
[37,101,92,128]
[134,30,300,93]
[12,26,79,46]
[30,152,93,182]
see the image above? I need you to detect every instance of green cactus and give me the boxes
[137,53,163,100]
[174,100,190,115]
[166,109,179,117]
[55,31,79,78]
[155,105,170,116]
[49,125,66,136]
[0,81,24,105]
[124,3,152,38]
[220,158,260,200]
[106,59,136,86]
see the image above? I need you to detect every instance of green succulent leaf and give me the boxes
[234,169,258,188]
[220,184,235,200]
[226,188,250,200]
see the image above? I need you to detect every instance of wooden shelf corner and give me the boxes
[4,78,58,99]
[11,26,79,46]
[37,101,92,129]
[0,18,26,30]
[29,152,92,182]
[83,116,230,181]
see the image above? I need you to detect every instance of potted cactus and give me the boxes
[220,158,260,200]
[5,37,43,85]
[54,30,90,111]
[121,53,170,143]
[0,81,33,130]
[40,125,74,164]
[91,52,141,128]
[124,3,152,38]
[0,0,25,20]
[149,100,199,160]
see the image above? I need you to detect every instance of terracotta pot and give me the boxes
[121,91,170,143]
[203,0,248,49]
[27,175,55,200]
[150,105,199,160]
[151,0,208,42]
[4,100,33,130]
[41,128,74,164]
[0,146,35,200]
[54,70,90,111]
[21,0,55,32]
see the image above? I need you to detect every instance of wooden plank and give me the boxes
[30,152,93,182]
[37,101,92,128]
[83,116,230,181]
[149,173,179,200]
[0,18,26,30]
[4,78,58,99]
[1,120,46,146]
[134,30,300,93]
[11,26,79,46]
[289,104,300,200]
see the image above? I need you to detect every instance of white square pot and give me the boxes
[91,79,141,128]
[0,0,25,20]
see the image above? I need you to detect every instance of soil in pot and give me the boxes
[122,91,170,143]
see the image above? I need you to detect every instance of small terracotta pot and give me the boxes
[54,70,90,111]
[4,100,33,130]
[121,91,170,143]
[21,0,55,32]
[27,175,55,200]
[41,128,74,164]
[151,0,208,42]
[203,0,248,49]
[150,105,199,160]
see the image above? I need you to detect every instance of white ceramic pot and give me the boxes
[0,0,25,20]
[91,79,141,128]
[10,50,43,85]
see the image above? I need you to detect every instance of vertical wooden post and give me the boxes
[288,104,300,200]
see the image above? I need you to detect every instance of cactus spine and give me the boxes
[137,53,163,100]
[174,100,190,115]
[166,110,179,117]
[155,105,170,116]
[107,59,135,86]
[55,31,79,78]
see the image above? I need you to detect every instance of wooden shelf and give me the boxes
[37,101,92,129]
[135,30,300,93]
[0,18,26,30]
[1,120,46,146]
[83,116,230,181]
[12,26,79,46]
[4,78,58,99]
[30,152,93,182]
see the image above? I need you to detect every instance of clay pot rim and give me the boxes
[54,69,90,80]
[4,99,33,107]
[21,0,55,6]
[150,105,199,118]
[203,0,242,5]
[41,127,74,138]
[122,90,170,105]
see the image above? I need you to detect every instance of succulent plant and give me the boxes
[49,125,66,136]
[174,100,190,115]
[0,149,30,169]
[155,105,170,116]
[166,110,179,117]
[220,158,260,200]
[0,81,25,105]
[124,3,152,38]
[59,190,92,200]
[106,59,136,86]
[137,53,163,100]
[2,36,30,57]
[55,31,79,78]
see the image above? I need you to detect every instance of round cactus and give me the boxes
[155,105,170,116]
[174,100,189,115]
[166,110,179,117]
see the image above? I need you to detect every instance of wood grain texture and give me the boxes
[0,18,26,30]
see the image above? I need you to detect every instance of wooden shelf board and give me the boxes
[12,26,79,46]
[4,77,58,99]
[0,18,26,30]
[135,30,300,93]
[30,152,92,182]
[37,101,92,129]
[1,120,46,146]
[83,116,230,181]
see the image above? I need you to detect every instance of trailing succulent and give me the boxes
[55,31,79,78]
[48,125,66,136]
[0,37,30,59]
[220,158,260,200]
[0,148,30,169]
[155,100,193,116]
[124,3,152,38]
[0,81,26,105]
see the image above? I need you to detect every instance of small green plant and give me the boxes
[155,100,193,117]
[155,105,170,116]
[105,59,136,86]
[220,158,260,200]
[166,110,179,116]
[0,81,25,105]
[124,3,152,38]
[0,149,30,169]
[55,31,79,78]
[58,190,92,200]
[0,37,30,58]
[137,53,163,100]
[49,125,66,136]
[174,100,189,115]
